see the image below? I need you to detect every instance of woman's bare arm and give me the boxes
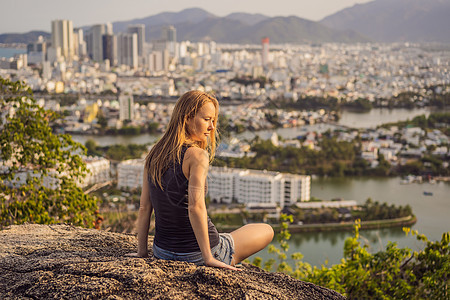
[136,167,153,257]
[185,147,238,270]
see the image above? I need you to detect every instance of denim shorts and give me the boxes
[153,233,235,266]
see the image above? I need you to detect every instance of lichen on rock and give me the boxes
[0,224,345,299]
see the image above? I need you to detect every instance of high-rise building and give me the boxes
[47,47,61,63]
[127,24,145,57]
[119,93,134,121]
[102,34,117,66]
[162,26,177,58]
[73,28,87,58]
[51,20,74,61]
[27,36,47,65]
[117,33,138,70]
[27,35,47,53]
[162,26,176,42]
[85,23,112,62]
[261,37,269,68]
[148,49,169,72]
[89,24,106,62]
[42,61,52,80]
[105,22,113,35]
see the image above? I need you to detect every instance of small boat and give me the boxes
[423,191,433,196]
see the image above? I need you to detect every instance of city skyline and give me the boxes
[0,0,373,34]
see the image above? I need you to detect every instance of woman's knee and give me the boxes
[249,223,274,244]
[232,223,274,248]
[263,223,274,244]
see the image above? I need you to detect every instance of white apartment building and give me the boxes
[117,159,144,190]
[3,156,110,189]
[119,93,134,121]
[283,173,311,204]
[207,166,237,203]
[237,170,283,205]
[79,156,111,188]
[114,162,311,202]
[208,166,311,207]
[1,164,60,189]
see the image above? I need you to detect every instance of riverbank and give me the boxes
[216,215,417,233]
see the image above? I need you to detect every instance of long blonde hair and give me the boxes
[145,90,219,189]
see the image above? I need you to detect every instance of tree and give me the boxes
[148,121,159,134]
[97,110,107,129]
[0,77,99,229]
[85,139,102,157]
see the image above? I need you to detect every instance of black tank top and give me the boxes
[149,146,220,252]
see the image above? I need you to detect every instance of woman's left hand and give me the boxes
[204,257,241,271]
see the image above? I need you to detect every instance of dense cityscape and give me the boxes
[1,17,449,218]
[1,6,449,298]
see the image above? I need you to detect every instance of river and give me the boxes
[337,107,434,128]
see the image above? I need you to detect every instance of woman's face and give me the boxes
[186,102,216,143]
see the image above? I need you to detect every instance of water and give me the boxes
[251,177,450,267]
[72,133,159,147]
[312,177,449,240]
[338,107,437,129]
[0,47,27,58]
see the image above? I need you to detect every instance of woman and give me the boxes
[134,90,273,270]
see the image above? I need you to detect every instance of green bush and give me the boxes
[253,215,449,299]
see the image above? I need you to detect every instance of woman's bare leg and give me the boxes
[230,223,274,265]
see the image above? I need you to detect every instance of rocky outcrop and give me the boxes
[0,224,345,299]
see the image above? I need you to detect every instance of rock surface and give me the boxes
[0,224,346,299]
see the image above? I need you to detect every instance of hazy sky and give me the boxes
[0,0,373,34]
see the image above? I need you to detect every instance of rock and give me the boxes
[0,224,345,299]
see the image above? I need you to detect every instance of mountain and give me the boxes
[0,8,368,45]
[224,13,270,26]
[0,31,50,44]
[115,9,368,43]
[112,7,216,33]
[232,16,369,44]
[320,0,450,43]
[2,2,450,45]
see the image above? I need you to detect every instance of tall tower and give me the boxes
[51,20,74,61]
[162,26,176,43]
[162,26,177,58]
[261,37,269,69]
[73,28,87,57]
[127,24,145,57]
[90,24,106,62]
[85,23,112,62]
[103,34,117,66]
[118,33,138,70]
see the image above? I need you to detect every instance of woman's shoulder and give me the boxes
[184,146,209,164]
